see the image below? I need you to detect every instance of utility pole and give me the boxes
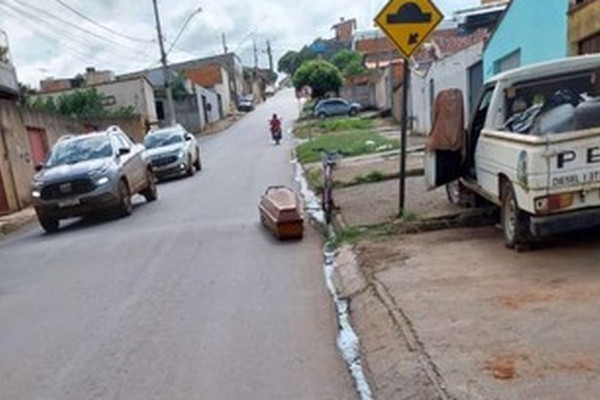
[253,38,259,70]
[266,40,273,73]
[152,0,176,126]
[222,33,228,54]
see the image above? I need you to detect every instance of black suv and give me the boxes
[31,126,157,232]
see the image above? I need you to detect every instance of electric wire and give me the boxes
[9,0,154,60]
[0,2,147,69]
[52,0,155,44]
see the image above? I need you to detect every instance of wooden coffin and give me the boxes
[259,186,304,240]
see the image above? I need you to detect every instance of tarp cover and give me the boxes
[426,89,466,158]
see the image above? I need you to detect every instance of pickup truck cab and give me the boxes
[426,55,600,249]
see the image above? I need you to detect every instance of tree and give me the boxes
[18,82,37,107]
[171,74,189,101]
[292,59,343,98]
[278,46,317,76]
[278,51,298,75]
[331,49,367,77]
[31,88,136,119]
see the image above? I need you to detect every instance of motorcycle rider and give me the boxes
[270,114,282,143]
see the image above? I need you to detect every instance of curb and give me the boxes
[0,209,37,236]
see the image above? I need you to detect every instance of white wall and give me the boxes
[32,78,158,123]
[195,85,220,130]
[411,42,484,135]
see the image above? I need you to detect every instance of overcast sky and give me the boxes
[0,0,479,88]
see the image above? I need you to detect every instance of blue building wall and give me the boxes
[483,0,569,81]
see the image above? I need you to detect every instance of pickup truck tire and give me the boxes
[501,182,532,250]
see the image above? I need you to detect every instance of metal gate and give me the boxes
[27,126,49,166]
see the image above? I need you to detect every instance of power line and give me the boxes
[0,2,147,68]
[11,0,154,59]
[52,0,155,44]
[166,7,202,56]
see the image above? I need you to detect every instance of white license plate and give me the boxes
[58,198,80,208]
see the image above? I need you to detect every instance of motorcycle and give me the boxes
[270,119,282,145]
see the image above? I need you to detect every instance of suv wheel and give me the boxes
[187,155,195,176]
[141,170,158,202]
[118,180,133,217]
[194,148,202,171]
[39,216,59,233]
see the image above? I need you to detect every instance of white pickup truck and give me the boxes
[426,55,600,250]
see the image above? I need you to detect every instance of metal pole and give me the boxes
[152,0,176,126]
[399,59,410,215]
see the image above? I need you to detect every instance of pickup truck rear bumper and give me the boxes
[531,208,600,237]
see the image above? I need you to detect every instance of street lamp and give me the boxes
[151,1,202,127]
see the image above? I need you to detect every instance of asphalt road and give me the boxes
[0,89,356,400]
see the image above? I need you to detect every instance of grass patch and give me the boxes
[398,211,420,222]
[353,170,386,185]
[296,131,399,164]
[294,117,373,139]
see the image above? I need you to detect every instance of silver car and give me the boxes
[144,125,202,180]
[31,126,158,233]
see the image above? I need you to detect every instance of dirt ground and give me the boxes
[335,177,463,226]
[341,226,600,399]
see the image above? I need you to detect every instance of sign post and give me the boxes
[375,0,443,215]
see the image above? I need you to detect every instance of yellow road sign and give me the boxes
[375,0,444,59]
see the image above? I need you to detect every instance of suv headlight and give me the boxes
[31,190,41,198]
[177,150,186,159]
[96,176,110,186]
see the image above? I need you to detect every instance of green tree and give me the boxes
[171,74,189,101]
[278,51,298,75]
[292,59,343,98]
[331,49,367,77]
[18,82,37,107]
[30,88,136,119]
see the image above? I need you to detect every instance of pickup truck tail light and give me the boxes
[535,193,574,213]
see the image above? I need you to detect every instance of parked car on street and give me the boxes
[31,126,157,233]
[144,125,201,180]
[238,95,255,112]
[314,98,361,119]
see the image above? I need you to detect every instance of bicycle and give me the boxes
[315,149,342,224]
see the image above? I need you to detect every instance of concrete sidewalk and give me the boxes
[0,208,36,236]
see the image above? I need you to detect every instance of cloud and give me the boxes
[1,0,479,87]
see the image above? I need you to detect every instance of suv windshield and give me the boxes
[47,136,113,167]
[144,131,184,149]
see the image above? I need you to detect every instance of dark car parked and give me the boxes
[31,126,157,233]
[314,98,361,119]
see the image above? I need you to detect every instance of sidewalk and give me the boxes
[0,208,36,236]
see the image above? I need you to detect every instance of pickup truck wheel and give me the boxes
[141,170,157,202]
[118,180,133,217]
[501,182,532,249]
[39,217,59,233]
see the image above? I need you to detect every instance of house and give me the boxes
[183,63,231,116]
[568,0,600,55]
[332,18,357,43]
[410,29,489,134]
[483,0,569,80]
[32,75,158,125]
